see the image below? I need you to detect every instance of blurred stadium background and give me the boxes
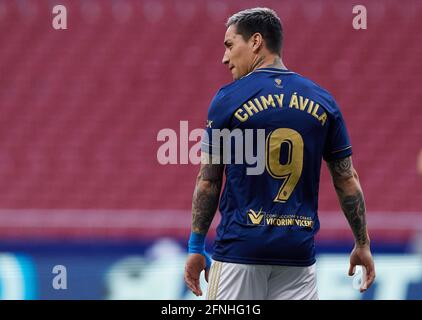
[0,0,421,299]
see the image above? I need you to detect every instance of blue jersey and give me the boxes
[202,68,352,266]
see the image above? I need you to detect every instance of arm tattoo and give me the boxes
[327,156,353,179]
[327,157,369,246]
[191,164,224,235]
[340,191,368,246]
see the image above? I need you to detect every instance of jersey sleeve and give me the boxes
[323,101,353,162]
[201,89,231,158]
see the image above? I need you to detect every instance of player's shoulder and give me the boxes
[208,74,255,113]
[216,73,257,98]
[290,73,341,114]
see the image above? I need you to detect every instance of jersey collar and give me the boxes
[254,67,295,74]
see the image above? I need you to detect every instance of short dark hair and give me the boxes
[226,8,283,54]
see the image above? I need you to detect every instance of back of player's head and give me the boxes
[226,7,283,55]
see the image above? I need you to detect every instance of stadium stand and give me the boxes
[0,0,421,241]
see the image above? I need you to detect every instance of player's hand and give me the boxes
[348,243,376,292]
[184,253,210,296]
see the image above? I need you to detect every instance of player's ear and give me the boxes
[251,33,263,53]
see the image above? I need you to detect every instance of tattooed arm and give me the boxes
[327,156,375,291]
[184,154,224,296]
[191,154,224,235]
[327,156,369,246]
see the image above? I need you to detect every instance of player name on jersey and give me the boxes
[233,92,327,126]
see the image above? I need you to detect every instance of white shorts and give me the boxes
[206,260,318,300]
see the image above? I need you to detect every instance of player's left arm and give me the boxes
[184,153,224,296]
[327,156,376,292]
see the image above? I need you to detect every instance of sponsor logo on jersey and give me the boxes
[247,208,265,225]
[246,208,314,229]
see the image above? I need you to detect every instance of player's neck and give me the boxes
[247,55,287,76]
[249,55,287,74]
[259,56,287,70]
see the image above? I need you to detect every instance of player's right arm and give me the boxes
[191,154,224,235]
[184,153,224,296]
[327,156,376,292]
[184,89,227,296]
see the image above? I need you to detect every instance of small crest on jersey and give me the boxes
[274,78,283,88]
[247,208,265,226]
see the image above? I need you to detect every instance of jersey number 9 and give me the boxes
[266,128,304,202]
